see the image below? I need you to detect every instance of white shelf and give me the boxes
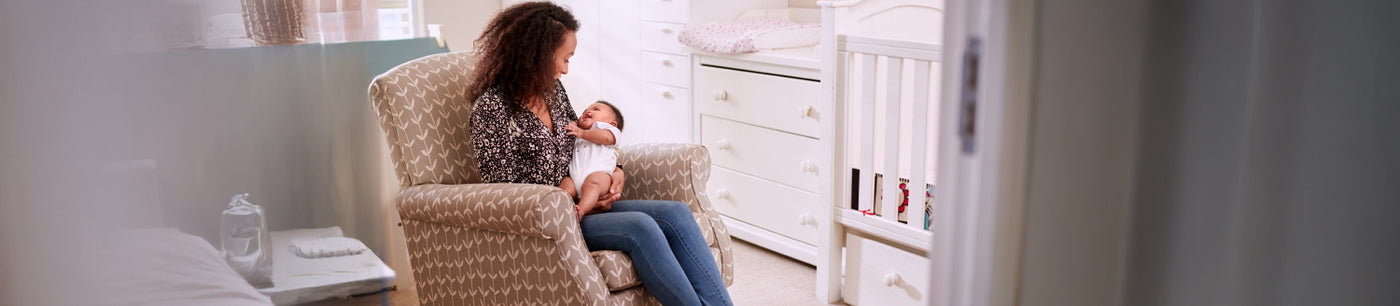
[695,47,821,80]
[724,46,822,70]
[836,209,932,254]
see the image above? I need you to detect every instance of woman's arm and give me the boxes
[470,92,518,183]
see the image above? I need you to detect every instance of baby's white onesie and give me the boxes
[570,122,622,191]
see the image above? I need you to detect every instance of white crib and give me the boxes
[815,0,944,305]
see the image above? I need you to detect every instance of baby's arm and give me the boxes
[575,128,616,145]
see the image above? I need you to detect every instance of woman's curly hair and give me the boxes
[467,1,579,114]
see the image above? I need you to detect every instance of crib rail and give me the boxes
[836,34,940,237]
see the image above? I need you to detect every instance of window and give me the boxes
[376,0,416,41]
[194,0,420,49]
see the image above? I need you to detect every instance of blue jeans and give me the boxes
[578,200,733,306]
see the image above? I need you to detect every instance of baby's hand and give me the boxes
[566,122,581,136]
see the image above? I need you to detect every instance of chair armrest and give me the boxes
[396,183,574,239]
[396,183,617,303]
[619,143,736,286]
[618,143,712,205]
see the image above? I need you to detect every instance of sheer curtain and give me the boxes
[188,0,394,49]
[304,0,381,44]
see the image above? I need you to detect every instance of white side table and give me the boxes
[257,227,396,305]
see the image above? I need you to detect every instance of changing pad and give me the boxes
[679,17,819,55]
[256,227,395,305]
[290,236,368,258]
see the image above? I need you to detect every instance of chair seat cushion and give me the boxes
[591,246,725,293]
[591,251,642,292]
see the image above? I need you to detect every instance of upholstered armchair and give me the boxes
[369,51,734,305]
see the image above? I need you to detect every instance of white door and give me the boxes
[927,0,1035,305]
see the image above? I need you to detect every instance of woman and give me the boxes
[466,3,733,306]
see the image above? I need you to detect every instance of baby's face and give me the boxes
[579,103,617,129]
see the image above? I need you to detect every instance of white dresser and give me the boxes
[626,0,792,143]
[692,49,825,264]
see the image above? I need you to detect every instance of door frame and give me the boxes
[928,0,1036,305]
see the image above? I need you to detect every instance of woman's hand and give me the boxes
[594,167,625,211]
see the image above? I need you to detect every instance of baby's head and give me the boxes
[579,100,624,131]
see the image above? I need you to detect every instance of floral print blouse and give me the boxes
[470,81,579,186]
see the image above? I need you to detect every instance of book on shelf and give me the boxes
[849,168,935,230]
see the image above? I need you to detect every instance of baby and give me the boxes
[561,100,625,221]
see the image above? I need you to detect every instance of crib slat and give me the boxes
[907,60,931,230]
[835,51,852,211]
[880,56,902,221]
[857,53,877,214]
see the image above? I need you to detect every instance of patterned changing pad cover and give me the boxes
[679,18,819,55]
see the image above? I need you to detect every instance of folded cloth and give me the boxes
[289,237,367,258]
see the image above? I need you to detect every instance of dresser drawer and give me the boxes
[700,116,821,192]
[843,234,931,306]
[638,0,688,23]
[708,166,819,246]
[693,65,822,138]
[641,51,690,87]
[640,21,687,54]
[639,82,690,143]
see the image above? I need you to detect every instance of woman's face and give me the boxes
[554,31,577,79]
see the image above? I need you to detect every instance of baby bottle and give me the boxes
[220,193,274,288]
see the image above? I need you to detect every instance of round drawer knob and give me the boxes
[661,59,673,67]
[797,213,817,226]
[798,105,814,118]
[716,139,731,151]
[661,90,673,99]
[661,28,674,34]
[883,273,903,287]
[800,160,818,173]
[713,90,728,101]
[716,189,731,200]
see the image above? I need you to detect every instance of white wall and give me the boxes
[790,0,819,9]
[0,2,449,298]
[422,0,501,51]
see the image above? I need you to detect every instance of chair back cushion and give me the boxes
[370,51,481,186]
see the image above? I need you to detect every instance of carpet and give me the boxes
[315,238,846,305]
